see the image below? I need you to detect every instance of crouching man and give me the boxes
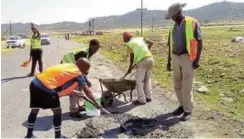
[25,58,109,138]
[60,39,101,118]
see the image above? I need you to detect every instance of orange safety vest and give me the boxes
[36,63,82,97]
[170,16,198,61]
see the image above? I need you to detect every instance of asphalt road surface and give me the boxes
[1,37,85,138]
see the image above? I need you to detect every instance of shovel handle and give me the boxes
[121,64,136,79]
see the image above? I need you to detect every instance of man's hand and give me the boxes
[87,80,92,88]
[167,63,172,71]
[192,60,200,69]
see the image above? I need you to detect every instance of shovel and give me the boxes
[79,95,127,131]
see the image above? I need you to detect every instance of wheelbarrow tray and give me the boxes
[99,78,136,93]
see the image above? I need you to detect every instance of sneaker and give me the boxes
[172,106,184,116]
[27,73,34,77]
[78,106,85,112]
[132,100,146,105]
[146,98,152,103]
[180,112,192,121]
[25,135,36,138]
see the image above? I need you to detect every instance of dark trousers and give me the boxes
[30,49,43,74]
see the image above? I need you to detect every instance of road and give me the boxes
[1,37,243,138]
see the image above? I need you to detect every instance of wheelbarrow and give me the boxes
[99,78,136,107]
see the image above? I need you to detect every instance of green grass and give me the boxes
[1,39,31,54]
[70,26,244,120]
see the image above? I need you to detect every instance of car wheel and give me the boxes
[22,43,25,48]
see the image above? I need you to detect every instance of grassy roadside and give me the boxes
[70,26,244,120]
[1,39,31,54]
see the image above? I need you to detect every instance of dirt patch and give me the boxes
[74,120,102,138]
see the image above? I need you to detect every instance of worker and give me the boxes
[25,58,109,138]
[60,39,101,118]
[165,2,203,121]
[123,32,154,105]
[27,23,43,77]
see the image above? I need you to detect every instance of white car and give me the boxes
[41,33,50,45]
[6,36,26,48]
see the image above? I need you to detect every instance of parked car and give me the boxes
[6,36,26,48]
[41,33,50,45]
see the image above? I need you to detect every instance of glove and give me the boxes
[192,60,200,70]
[167,63,172,71]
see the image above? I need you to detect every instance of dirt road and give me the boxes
[1,37,243,138]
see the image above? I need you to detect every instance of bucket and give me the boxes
[84,93,101,116]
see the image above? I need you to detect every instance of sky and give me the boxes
[1,0,244,24]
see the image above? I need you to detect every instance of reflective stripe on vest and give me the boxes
[61,46,89,63]
[170,16,198,61]
[126,37,152,64]
[31,37,41,49]
[36,63,82,96]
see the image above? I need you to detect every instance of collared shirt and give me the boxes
[167,19,202,55]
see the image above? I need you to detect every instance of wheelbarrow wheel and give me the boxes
[101,91,114,108]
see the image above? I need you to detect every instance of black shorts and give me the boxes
[29,82,60,109]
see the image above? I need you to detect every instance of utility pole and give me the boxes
[152,14,155,32]
[88,18,92,35]
[92,18,95,34]
[141,0,143,36]
[10,21,12,36]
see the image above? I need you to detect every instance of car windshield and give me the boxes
[8,36,18,40]
[41,34,49,38]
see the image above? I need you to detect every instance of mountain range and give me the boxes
[2,1,244,35]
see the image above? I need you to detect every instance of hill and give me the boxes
[2,1,244,35]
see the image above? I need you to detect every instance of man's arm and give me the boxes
[144,38,154,50]
[77,76,102,109]
[35,28,41,38]
[167,31,172,71]
[126,46,134,73]
[81,85,102,109]
[194,22,203,63]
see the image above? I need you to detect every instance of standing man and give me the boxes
[165,2,203,121]
[28,23,43,77]
[123,32,154,105]
[60,39,101,118]
[25,58,109,138]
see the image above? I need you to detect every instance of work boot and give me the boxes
[146,98,152,103]
[132,100,146,105]
[180,112,192,121]
[79,106,85,112]
[172,106,184,116]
